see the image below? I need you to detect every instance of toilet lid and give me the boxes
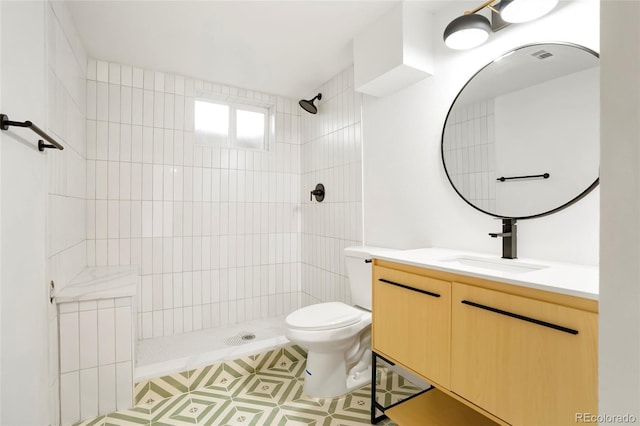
[286,302,363,331]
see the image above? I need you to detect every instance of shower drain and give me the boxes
[224,332,256,346]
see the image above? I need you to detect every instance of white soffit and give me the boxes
[64,0,418,98]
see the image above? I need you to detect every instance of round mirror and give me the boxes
[441,42,599,219]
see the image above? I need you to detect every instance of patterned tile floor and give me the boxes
[74,345,422,426]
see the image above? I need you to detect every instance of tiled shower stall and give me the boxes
[82,60,363,341]
[50,5,364,420]
[84,60,306,339]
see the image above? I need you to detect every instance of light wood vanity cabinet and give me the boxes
[372,259,598,426]
[451,283,598,426]
[372,265,451,388]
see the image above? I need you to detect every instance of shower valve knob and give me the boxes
[310,183,325,202]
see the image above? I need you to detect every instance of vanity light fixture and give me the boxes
[443,0,558,50]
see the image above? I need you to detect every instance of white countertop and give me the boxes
[55,265,139,303]
[373,248,598,300]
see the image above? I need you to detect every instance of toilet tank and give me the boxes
[344,246,379,310]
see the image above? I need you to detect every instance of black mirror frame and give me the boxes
[440,41,600,220]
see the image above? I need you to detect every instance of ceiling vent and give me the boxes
[531,50,554,60]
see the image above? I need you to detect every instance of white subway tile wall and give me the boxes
[86,59,305,339]
[46,1,88,425]
[58,297,135,425]
[300,67,363,304]
[442,100,497,212]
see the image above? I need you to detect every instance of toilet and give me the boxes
[285,246,378,398]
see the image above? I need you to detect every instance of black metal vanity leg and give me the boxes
[371,351,390,424]
[370,351,377,424]
[370,351,434,424]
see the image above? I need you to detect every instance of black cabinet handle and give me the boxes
[378,278,441,298]
[461,300,578,335]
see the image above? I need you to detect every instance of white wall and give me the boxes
[1,2,88,423]
[86,60,303,340]
[0,2,50,424]
[0,1,3,419]
[46,2,88,291]
[0,1,3,422]
[362,0,600,265]
[599,0,640,419]
[46,1,89,423]
[300,67,363,305]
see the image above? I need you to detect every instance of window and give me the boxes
[194,94,271,151]
[194,100,229,146]
[235,106,266,150]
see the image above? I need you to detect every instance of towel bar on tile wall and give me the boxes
[0,114,64,151]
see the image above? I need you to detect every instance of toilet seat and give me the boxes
[285,302,364,331]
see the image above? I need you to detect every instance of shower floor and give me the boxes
[135,315,289,382]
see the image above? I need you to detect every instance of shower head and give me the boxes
[299,93,322,114]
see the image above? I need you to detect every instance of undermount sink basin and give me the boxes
[440,256,548,274]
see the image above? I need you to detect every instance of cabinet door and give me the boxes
[451,283,597,426]
[372,265,451,388]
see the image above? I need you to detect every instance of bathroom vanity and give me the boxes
[370,248,598,426]
[366,38,601,426]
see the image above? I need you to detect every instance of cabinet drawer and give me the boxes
[451,283,597,426]
[372,265,451,388]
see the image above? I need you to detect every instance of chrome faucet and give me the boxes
[489,218,517,259]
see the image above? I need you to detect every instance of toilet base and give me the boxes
[303,350,372,398]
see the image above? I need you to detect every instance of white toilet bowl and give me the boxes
[285,246,392,398]
[285,301,372,398]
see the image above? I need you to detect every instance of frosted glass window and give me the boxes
[194,97,269,151]
[194,100,229,146]
[236,109,265,150]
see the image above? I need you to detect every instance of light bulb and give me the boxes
[445,28,490,50]
[500,0,558,24]
[443,14,492,50]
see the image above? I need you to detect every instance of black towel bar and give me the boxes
[497,173,549,182]
[0,113,64,151]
